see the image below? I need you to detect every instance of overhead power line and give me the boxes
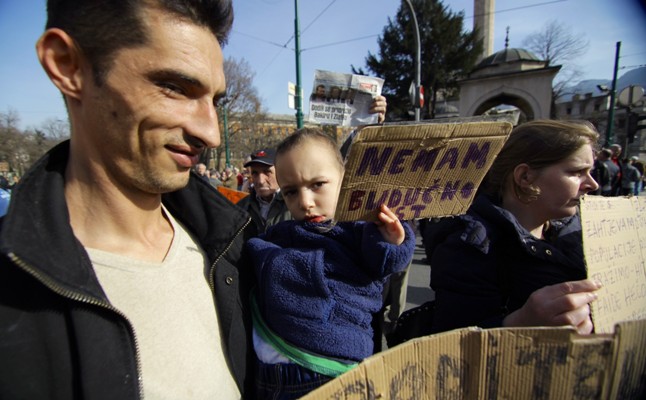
[232,30,289,49]
[278,0,338,49]
[466,0,568,19]
[232,0,338,77]
[239,0,576,75]
[302,34,378,52]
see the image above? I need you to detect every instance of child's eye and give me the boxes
[283,190,296,197]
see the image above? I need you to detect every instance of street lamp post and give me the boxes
[605,41,621,146]
[404,0,422,122]
[294,0,304,128]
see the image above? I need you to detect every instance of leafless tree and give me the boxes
[39,117,71,140]
[205,57,267,170]
[0,111,66,175]
[0,109,20,130]
[522,20,589,67]
[522,20,589,113]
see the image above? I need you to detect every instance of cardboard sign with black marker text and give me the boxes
[303,320,646,400]
[334,121,513,221]
[580,195,646,333]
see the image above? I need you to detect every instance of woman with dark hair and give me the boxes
[425,120,602,334]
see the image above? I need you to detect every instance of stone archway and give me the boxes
[468,86,538,121]
[458,47,560,123]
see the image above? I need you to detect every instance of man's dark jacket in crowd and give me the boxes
[0,141,255,399]
[237,189,291,238]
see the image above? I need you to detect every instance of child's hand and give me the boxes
[375,204,405,245]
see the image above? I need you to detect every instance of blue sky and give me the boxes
[1,0,645,130]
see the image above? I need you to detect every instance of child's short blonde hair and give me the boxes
[275,128,344,170]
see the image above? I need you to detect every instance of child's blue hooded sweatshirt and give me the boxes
[247,219,415,362]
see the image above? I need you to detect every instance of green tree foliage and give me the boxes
[353,0,482,120]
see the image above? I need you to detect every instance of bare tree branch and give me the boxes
[522,20,589,66]
[39,118,70,140]
[208,57,268,170]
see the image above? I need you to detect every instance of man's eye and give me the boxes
[159,82,185,95]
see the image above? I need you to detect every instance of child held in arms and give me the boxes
[246,128,416,399]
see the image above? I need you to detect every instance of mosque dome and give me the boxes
[468,26,550,78]
[476,47,542,69]
[469,46,548,78]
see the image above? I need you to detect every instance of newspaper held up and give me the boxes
[308,70,384,127]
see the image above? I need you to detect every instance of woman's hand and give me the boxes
[503,279,602,334]
[375,204,405,245]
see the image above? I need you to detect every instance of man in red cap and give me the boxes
[238,148,291,237]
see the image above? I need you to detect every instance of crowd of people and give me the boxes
[195,162,247,191]
[0,0,643,399]
[592,143,644,196]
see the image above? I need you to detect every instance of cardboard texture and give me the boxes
[302,320,646,400]
[606,320,646,400]
[580,196,646,333]
[334,121,512,221]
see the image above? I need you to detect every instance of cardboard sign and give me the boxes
[580,195,646,333]
[302,320,646,400]
[334,121,513,221]
[217,186,249,204]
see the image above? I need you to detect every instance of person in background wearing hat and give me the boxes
[238,148,292,238]
[621,156,641,196]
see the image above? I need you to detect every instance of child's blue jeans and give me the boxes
[255,359,333,400]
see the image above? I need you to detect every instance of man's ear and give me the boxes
[36,28,85,100]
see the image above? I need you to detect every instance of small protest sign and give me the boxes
[308,70,384,127]
[580,195,646,333]
[334,121,513,221]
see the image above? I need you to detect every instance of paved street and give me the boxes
[403,225,435,311]
[406,225,434,309]
[379,225,434,351]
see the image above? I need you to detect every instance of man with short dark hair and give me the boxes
[238,148,291,238]
[591,149,610,195]
[0,1,254,398]
[621,156,642,195]
[610,143,623,196]
[598,148,619,196]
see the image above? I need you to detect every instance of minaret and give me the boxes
[474,0,495,62]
